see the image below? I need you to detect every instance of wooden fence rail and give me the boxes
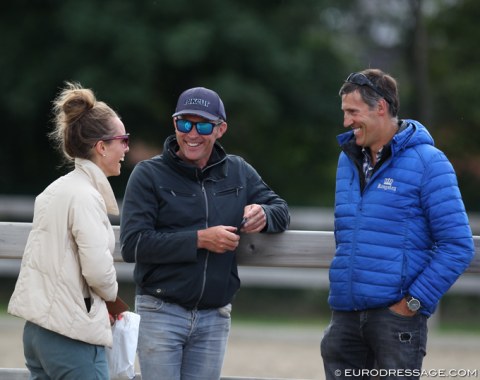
[1,222,480,272]
[1,222,479,380]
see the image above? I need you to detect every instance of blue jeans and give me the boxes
[321,308,427,380]
[23,321,109,380]
[135,295,231,380]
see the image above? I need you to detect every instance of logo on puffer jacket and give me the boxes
[377,177,397,192]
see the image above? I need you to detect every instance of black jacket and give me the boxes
[120,135,290,310]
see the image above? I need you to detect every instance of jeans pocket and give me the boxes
[217,303,232,318]
[386,306,417,319]
[135,294,165,312]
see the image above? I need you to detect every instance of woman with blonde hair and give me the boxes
[8,82,130,379]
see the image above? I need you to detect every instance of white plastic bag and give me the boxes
[106,311,141,379]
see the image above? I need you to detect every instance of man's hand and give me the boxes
[197,225,240,253]
[389,298,417,317]
[240,204,266,234]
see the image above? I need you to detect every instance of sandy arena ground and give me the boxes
[1,315,479,380]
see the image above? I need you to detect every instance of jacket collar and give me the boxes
[74,158,119,215]
[163,135,228,181]
[337,119,434,155]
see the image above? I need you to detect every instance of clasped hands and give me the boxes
[197,204,266,254]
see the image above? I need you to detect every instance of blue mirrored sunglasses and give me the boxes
[175,119,223,136]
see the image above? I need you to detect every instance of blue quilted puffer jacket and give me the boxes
[330,119,474,316]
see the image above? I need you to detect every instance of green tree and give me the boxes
[427,0,480,211]
[2,0,478,210]
[0,0,351,206]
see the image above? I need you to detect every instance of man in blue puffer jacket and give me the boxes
[321,69,474,380]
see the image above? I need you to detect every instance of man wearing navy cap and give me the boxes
[121,87,290,379]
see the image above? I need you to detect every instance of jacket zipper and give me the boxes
[191,156,227,310]
[347,152,394,309]
[194,180,210,309]
[134,232,143,263]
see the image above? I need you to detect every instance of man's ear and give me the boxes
[216,122,228,139]
[377,98,389,116]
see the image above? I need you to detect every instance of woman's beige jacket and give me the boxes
[8,158,119,347]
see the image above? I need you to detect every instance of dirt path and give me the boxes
[1,316,479,379]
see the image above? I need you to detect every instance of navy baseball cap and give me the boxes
[172,87,227,121]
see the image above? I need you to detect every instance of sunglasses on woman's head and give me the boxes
[175,119,223,136]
